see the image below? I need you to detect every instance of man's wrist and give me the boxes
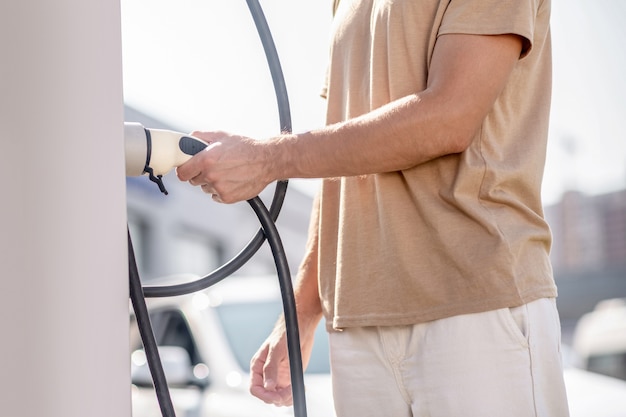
[272,133,299,180]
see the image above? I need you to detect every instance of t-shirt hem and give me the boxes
[328,286,557,331]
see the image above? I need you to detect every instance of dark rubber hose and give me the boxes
[128,229,177,417]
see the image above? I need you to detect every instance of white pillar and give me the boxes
[0,1,130,417]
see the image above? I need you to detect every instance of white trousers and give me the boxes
[329,298,570,417]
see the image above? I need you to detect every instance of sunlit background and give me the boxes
[121,1,626,413]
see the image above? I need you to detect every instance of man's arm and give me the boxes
[177,33,523,203]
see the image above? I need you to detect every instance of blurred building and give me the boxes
[544,189,626,335]
[546,189,626,271]
[124,105,315,283]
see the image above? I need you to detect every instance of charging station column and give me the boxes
[0,1,130,417]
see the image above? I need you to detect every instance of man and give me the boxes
[177,0,570,415]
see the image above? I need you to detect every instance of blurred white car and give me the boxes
[563,297,626,417]
[131,275,626,417]
[571,298,626,381]
[130,274,336,417]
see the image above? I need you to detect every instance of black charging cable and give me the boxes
[128,1,308,417]
[128,197,306,417]
[129,230,177,417]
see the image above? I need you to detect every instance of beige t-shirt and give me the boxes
[318,0,556,330]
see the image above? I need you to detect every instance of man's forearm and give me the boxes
[268,33,523,182]
[270,92,468,180]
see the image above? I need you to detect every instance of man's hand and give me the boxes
[249,309,321,407]
[176,131,277,204]
[249,324,294,406]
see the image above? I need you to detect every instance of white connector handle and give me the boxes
[147,128,207,176]
[124,122,208,177]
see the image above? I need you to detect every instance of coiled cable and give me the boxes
[129,1,307,417]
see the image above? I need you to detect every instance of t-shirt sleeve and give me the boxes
[438,0,540,58]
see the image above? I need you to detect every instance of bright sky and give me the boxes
[121,0,626,206]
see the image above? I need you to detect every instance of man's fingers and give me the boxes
[175,159,198,182]
[190,130,226,143]
[250,345,287,405]
[249,384,293,407]
[249,339,294,406]
[176,140,219,182]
